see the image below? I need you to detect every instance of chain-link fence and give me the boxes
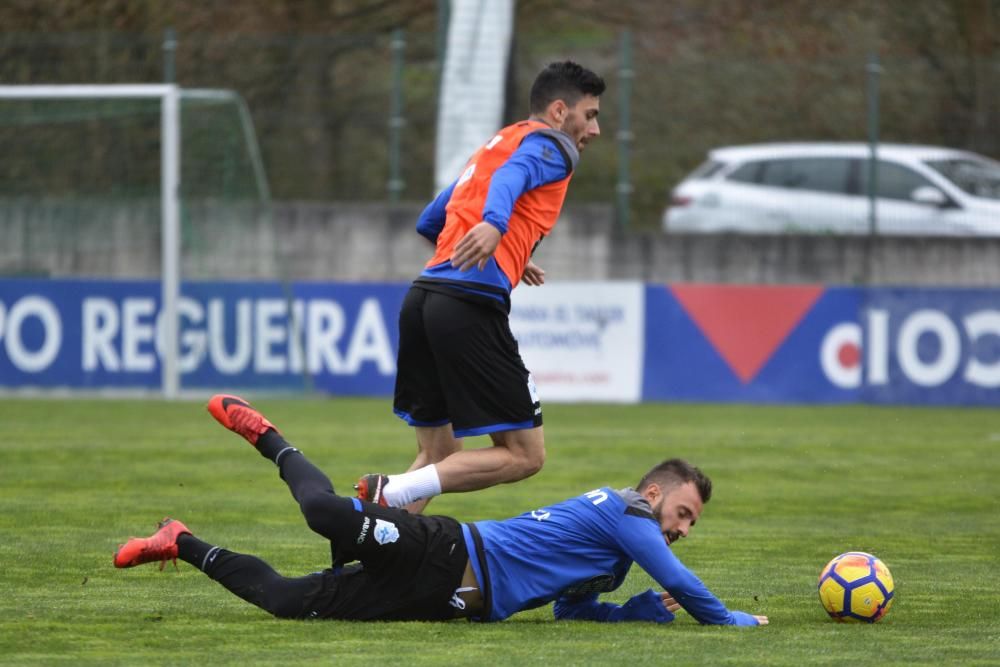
[0,29,441,202]
[1,23,998,278]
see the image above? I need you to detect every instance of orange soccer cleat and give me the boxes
[207,394,278,446]
[114,518,191,570]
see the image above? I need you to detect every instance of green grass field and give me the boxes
[1,397,998,665]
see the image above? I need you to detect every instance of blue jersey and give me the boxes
[461,487,759,625]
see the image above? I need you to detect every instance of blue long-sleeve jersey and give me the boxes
[460,487,760,626]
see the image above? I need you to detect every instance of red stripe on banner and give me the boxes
[670,284,824,384]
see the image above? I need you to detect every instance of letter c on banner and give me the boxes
[820,322,862,389]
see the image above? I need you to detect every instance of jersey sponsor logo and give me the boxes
[356,516,371,544]
[373,519,400,545]
[585,489,609,505]
[531,508,551,521]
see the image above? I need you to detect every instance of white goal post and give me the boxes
[0,84,182,398]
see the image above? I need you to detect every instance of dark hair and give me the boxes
[636,458,712,503]
[529,61,606,114]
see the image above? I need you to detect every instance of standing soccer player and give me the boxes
[356,61,605,512]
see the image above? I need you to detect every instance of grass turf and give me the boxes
[0,398,998,665]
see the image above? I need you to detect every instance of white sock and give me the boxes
[383,464,443,507]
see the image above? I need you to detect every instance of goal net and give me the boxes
[0,85,274,397]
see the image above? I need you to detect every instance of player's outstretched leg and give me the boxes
[114,518,327,619]
[206,394,377,555]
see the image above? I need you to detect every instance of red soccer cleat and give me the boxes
[114,518,191,570]
[207,394,278,446]
[354,474,390,507]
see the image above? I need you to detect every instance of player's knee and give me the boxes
[492,429,545,481]
[264,577,316,619]
[298,491,340,535]
[514,445,545,480]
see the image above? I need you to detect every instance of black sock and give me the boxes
[255,429,299,465]
[177,533,226,572]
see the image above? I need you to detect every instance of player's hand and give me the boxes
[753,615,769,625]
[657,592,680,613]
[521,260,545,286]
[452,222,502,272]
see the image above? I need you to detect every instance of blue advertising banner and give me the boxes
[858,288,1000,406]
[0,279,161,389]
[0,279,406,395]
[1,279,997,405]
[642,284,1000,405]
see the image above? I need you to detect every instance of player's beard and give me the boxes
[560,113,589,152]
[650,497,682,545]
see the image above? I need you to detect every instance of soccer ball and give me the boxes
[817,551,894,623]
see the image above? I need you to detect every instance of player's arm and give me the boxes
[554,590,680,624]
[616,517,765,626]
[480,133,572,235]
[452,134,571,271]
[415,180,456,243]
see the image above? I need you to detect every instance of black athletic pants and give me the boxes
[177,433,468,621]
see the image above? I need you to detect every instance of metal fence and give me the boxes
[1,26,998,281]
[0,29,441,204]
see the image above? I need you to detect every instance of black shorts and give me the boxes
[301,502,469,621]
[393,285,542,437]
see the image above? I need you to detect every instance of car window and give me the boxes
[858,160,934,201]
[757,158,851,194]
[689,160,726,180]
[924,158,1000,200]
[726,160,764,183]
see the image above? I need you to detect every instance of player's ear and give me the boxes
[642,482,661,506]
[547,99,568,126]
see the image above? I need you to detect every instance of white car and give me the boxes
[663,143,1000,235]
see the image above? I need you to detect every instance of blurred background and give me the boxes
[1,0,998,284]
[1,0,997,401]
